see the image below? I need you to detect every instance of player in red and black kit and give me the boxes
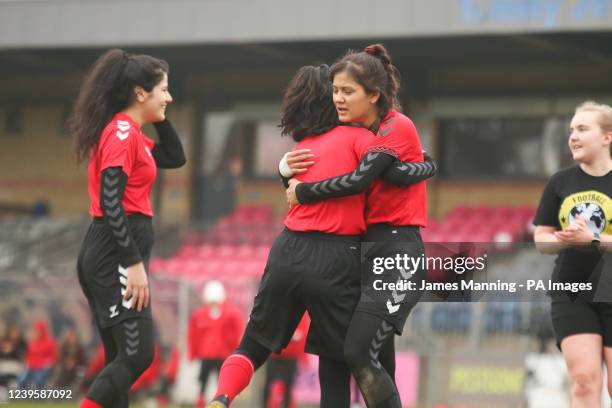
[207,64,433,408]
[69,49,185,408]
[286,45,429,408]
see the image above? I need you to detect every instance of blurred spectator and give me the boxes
[263,314,310,408]
[19,320,58,389]
[0,323,27,387]
[54,327,86,389]
[188,280,244,408]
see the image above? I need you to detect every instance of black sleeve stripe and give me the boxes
[100,167,142,266]
[379,157,438,187]
[296,153,394,203]
[306,152,380,197]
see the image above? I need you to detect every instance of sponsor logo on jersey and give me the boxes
[559,190,612,234]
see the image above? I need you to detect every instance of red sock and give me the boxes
[80,398,103,408]
[214,354,255,401]
[267,380,285,408]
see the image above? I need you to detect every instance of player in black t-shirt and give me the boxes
[534,101,612,406]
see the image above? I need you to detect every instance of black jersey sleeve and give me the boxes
[381,153,438,186]
[295,152,395,204]
[533,173,561,228]
[151,120,186,169]
[100,167,142,267]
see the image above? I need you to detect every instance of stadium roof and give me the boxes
[1,0,611,49]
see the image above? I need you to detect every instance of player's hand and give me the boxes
[554,216,593,244]
[125,262,149,312]
[287,178,302,208]
[286,149,315,174]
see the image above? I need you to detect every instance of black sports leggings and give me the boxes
[87,317,155,408]
[344,311,401,408]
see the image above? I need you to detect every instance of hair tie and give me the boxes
[364,45,377,55]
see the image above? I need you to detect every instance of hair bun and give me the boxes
[364,44,391,66]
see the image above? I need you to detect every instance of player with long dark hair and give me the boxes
[69,49,185,408]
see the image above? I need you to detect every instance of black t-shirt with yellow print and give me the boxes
[534,165,612,294]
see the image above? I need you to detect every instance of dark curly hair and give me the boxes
[279,64,338,142]
[69,49,169,163]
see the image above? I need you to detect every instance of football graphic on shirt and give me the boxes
[569,203,604,233]
[559,191,612,234]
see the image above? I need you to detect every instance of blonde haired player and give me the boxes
[534,101,612,407]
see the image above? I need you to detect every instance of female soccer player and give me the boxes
[70,49,185,408]
[207,64,434,408]
[285,44,428,408]
[534,101,611,407]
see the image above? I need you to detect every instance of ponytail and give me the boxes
[364,44,401,111]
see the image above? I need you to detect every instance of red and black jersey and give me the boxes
[285,125,374,235]
[88,113,157,217]
[365,110,427,227]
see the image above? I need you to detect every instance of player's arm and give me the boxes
[553,216,612,252]
[292,152,434,204]
[152,120,186,169]
[601,233,612,252]
[380,152,437,186]
[100,167,148,311]
[278,149,315,188]
[533,225,566,254]
[294,152,396,203]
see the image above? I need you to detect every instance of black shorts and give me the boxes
[356,224,426,335]
[77,215,154,329]
[551,300,612,348]
[245,228,361,361]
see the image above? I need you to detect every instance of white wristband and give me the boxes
[279,152,294,178]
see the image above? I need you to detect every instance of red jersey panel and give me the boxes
[88,113,157,217]
[285,126,374,235]
[366,110,427,227]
